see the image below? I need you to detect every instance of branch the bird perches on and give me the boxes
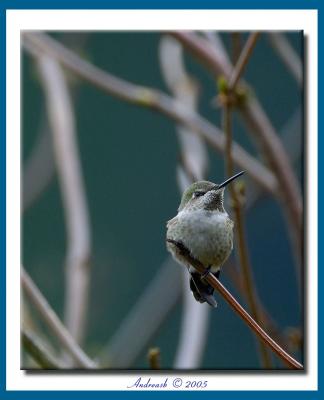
[166,239,303,370]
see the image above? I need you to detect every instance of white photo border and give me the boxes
[7,9,318,392]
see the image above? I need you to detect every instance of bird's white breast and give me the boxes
[167,209,233,269]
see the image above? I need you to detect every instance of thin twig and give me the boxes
[21,267,97,369]
[22,328,62,369]
[223,103,272,368]
[37,54,92,356]
[166,240,303,370]
[228,32,260,89]
[22,32,277,197]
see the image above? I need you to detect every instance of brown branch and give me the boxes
[166,239,303,370]
[22,32,277,197]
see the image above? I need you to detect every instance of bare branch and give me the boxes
[23,32,277,197]
[21,267,97,368]
[37,54,92,356]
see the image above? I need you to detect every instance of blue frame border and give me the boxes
[2,0,320,398]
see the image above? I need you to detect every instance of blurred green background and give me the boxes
[22,32,303,369]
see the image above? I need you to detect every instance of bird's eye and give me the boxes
[193,191,204,198]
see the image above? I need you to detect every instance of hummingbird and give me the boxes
[166,171,244,307]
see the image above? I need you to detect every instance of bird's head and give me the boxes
[178,171,245,213]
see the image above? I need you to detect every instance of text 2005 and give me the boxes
[184,380,208,388]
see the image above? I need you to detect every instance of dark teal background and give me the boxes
[22,31,303,369]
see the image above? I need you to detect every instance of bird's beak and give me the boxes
[217,171,245,189]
